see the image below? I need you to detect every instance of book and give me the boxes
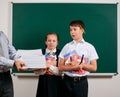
[17,49,46,70]
[63,50,89,76]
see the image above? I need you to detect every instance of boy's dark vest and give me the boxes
[42,49,61,66]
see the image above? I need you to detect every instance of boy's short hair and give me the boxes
[69,20,85,29]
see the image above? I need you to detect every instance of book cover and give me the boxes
[64,50,89,76]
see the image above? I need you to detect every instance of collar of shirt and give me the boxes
[45,48,56,54]
[72,39,85,44]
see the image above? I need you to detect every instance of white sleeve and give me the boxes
[59,44,69,59]
[89,45,99,61]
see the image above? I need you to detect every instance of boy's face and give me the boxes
[70,26,84,42]
[45,34,58,50]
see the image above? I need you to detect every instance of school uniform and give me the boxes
[59,39,99,97]
[36,48,62,97]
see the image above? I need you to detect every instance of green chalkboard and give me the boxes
[12,3,117,74]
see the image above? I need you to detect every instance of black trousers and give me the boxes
[63,75,88,97]
[0,71,13,97]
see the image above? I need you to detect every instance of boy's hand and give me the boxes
[68,61,79,66]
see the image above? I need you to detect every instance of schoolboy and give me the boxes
[58,20,99,97]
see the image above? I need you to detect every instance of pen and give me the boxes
[79,54,84,65]
[70,56,72,62]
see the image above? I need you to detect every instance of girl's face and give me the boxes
[70,26,84,42]
[45,34,58,50]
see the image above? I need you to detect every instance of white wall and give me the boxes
[0,0,120,97]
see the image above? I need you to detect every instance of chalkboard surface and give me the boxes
[12,3,117,74]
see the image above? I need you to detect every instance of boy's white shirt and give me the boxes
[59,39,99,77]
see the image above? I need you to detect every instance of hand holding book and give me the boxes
[64,50,86,74]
